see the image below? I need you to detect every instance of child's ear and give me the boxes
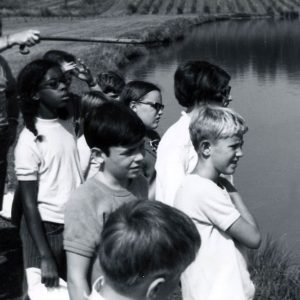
[129,101,137,111]
[200,140,211,157]
[91,147,105,165]
[146,277,165,299]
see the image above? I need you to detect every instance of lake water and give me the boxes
[125,19,300,262]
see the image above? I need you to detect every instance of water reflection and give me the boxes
[125,19,300,262]
[128,19,300,82]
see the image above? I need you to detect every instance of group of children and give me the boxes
[1,26,261,300]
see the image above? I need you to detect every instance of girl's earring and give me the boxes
[32,95,40,101]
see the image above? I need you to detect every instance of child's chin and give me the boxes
[128,170,141,178]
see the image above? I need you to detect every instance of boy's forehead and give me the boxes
[111,139,145,151]
[225,135,244,143]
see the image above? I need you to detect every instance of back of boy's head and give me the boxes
[43,49,76,64]
[174,61,231,108]
[99,200,200,296]
[84,101,146,155]
[80,91,109,120]
[97,71,125,96]
[189,104,248,152]
[120,80,161,107]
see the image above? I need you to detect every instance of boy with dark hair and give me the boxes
[175,104,261,300]
[97,71,125,100]
[155,61,232,206]
[64,101,148,300]
[88,200,201,300]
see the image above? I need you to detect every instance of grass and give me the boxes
[248,236,300,299]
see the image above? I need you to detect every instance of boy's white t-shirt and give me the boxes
[174,175,255,300]
[15,118,83,224]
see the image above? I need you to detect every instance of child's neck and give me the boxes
[100,283,133,300]
[193,160,220,183]
[38,104,58,120]
[95,171,130,190]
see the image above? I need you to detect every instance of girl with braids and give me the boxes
[14,59,83,300]
[155,61,232,207]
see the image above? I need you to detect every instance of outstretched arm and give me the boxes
[0,29,40,53]
[66,251,91,300]
[19,180,59,287]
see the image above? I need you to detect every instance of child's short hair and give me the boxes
[99,200,200,295]
[43,49,76,64]
[189,104,248,152]
[174,61,231,108]
[84,101,146,155]
[80,91,109,120]
[97,71,125,96]
[120,80,161,106]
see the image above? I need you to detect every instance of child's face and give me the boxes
[104,140,145,182]
[134,91,163,130]
[210,135,244,175]
[37,67,70,111]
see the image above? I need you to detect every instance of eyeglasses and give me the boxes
[221,86,232,107]
[139,101,164,112]
[38,77,69,90]
[149,139,160,152]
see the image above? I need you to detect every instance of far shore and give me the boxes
[2,13,272,77]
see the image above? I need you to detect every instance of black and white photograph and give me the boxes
[1,1,300,299]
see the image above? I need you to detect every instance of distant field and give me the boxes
[1,0,300,16]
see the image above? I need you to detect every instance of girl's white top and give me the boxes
[15,117,83,223]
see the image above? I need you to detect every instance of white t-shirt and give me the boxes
[15,117,83,223]
[77,135,100,179]
[155,111,197,206]
[175,175,255,300]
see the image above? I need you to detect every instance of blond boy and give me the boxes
[175,104,261,300]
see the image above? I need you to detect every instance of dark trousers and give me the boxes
[20,218,67,281]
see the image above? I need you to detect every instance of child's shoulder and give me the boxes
[16,127,37,147]
[182,174,218,192]
[66,178,113,213]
